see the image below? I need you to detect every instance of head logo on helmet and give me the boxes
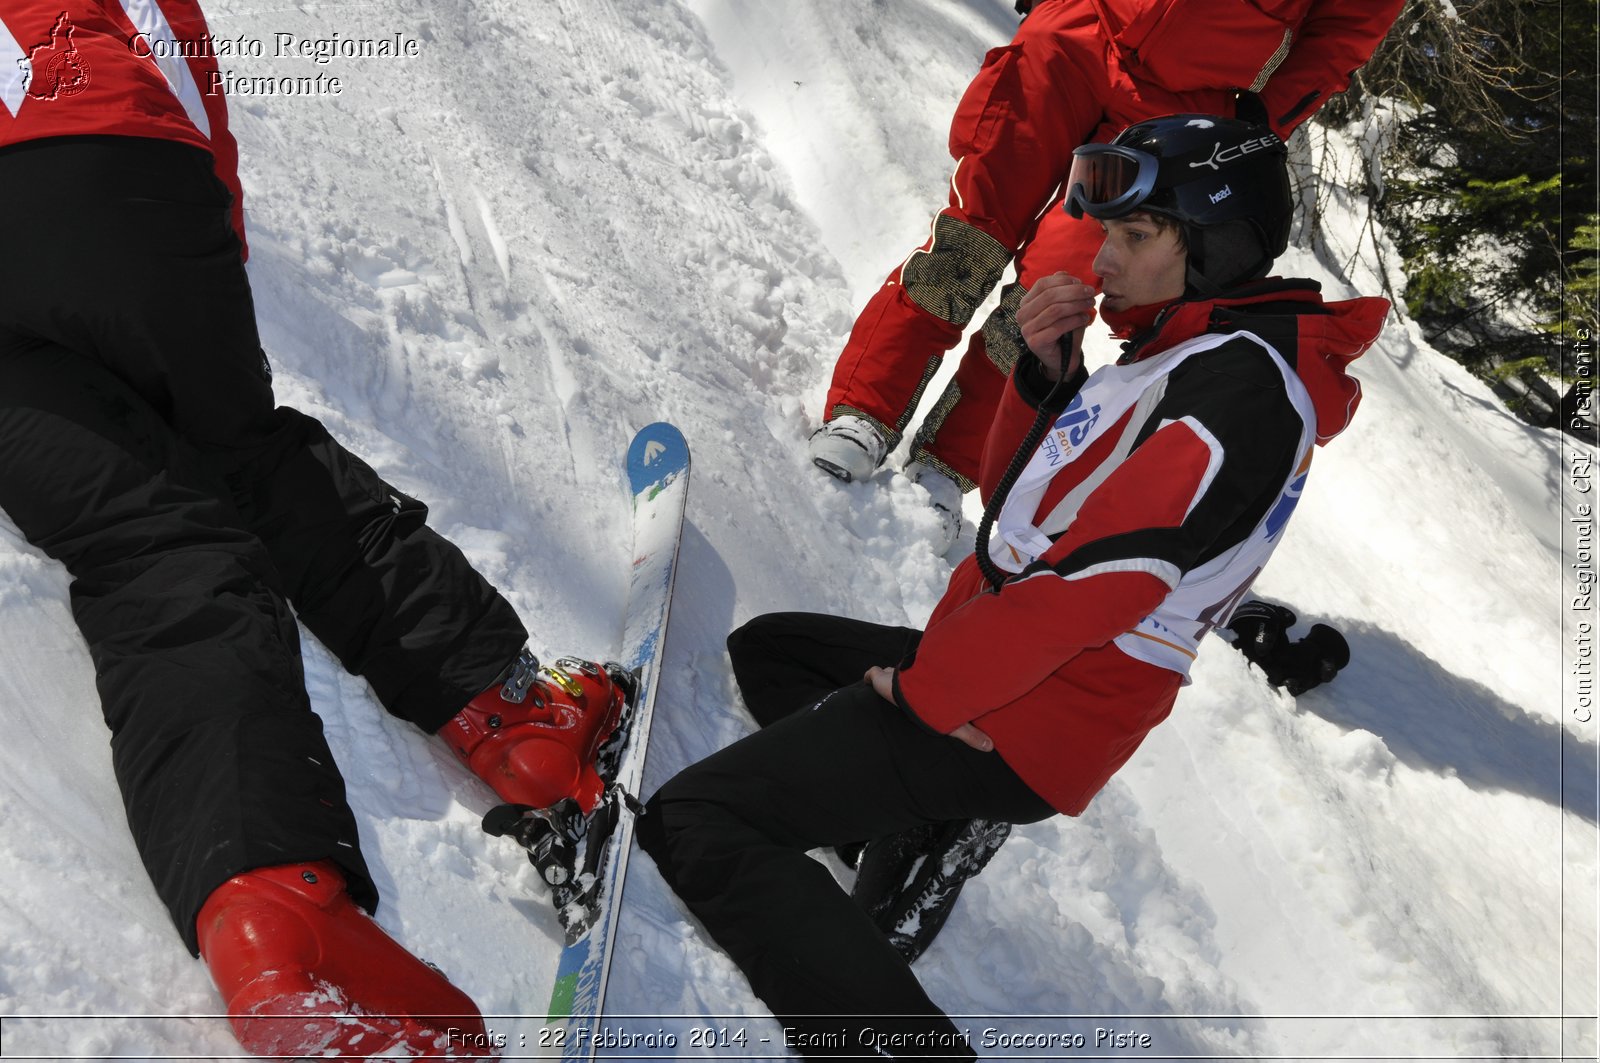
[1065,114,1293,294]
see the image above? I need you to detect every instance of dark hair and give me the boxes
[1121,209,1190,251]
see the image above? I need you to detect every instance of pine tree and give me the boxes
[1320,0,1596,431]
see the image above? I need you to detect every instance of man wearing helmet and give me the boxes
[640,114,1390,1059]
[805,0,1403,553]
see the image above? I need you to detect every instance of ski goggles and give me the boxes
[1063,143,1161,220]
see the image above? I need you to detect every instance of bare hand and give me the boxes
[864,667,996,753]
[1016,272,1096,380]
[949,723,995,752]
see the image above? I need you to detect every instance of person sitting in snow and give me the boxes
[0,1,625,1056]
[639,112,1390,1058]
[806,0,1402,552]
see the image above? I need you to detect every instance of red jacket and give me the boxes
[1086,0,1404,135]
[0,0,246,251]
[895,283,1388,814]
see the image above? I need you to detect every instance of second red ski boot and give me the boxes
[440,650,630,814]
[196,860,494,1059]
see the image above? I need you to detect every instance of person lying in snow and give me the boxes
[639,112,1389,1059]
[0,1,625,1056]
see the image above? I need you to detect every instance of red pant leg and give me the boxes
[823,0,1108,445]
[910,198,1105,486]
[899,0,1249,483]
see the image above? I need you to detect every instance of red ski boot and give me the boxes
[197,860,494,1059]
[440,651,630,815]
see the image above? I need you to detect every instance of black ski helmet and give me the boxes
[1065,114,1293,293]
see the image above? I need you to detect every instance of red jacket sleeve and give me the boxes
[896,565,1170,733]
[1262,0,1405,135]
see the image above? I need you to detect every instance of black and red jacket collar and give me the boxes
[1101,279,1389,444]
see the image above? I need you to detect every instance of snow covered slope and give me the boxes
[0,0,1593,1059]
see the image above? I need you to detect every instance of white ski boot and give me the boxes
[808,415,888,483]
[906,459,964,553]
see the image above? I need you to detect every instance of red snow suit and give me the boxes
[0,0,247,253]
[824,0,1401,489]
[894,282,1389,815]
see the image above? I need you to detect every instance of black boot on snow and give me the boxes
[1225,601,1350,695]
[1275,623,1351,695]
[851,819,1011,964]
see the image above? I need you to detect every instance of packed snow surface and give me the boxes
[0,1,1594,1060]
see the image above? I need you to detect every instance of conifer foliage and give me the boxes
[1320,0,1595,431]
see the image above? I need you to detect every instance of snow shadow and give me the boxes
[1295,620,1596,822]
[638,518,743,798]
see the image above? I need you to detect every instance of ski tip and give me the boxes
[627,423,689,494]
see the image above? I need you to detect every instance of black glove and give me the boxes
[1226,602,1350,695]
[1226,600,1297,664]
[1275,624,1351,695]
[1015,0,1035,15]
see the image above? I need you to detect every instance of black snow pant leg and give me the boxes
[726,612,922,727]
[637,682,1054,1061]
[0,135,521,950]
[0,344,374,953]
[208,408,529,732]
[0,137,526,735]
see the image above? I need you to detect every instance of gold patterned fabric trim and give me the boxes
[898,354,944,434]
[829,405,902,449]
[911,442,977,495]
[902,214,1014,327]
[907,383,977,493]
[1251,29,1294,92]
[979,282,1030,375]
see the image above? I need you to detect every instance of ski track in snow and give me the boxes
[0,0,1593,1060]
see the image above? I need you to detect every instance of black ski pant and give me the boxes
[638,613,1055,1060]
[0,136,528,952]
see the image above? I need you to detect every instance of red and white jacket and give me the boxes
[0,0,245,250]
[895,281,1389,815]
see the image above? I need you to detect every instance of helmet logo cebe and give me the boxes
[1191,135,1281,172]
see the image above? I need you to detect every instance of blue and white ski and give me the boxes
[541,422,689,1059]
